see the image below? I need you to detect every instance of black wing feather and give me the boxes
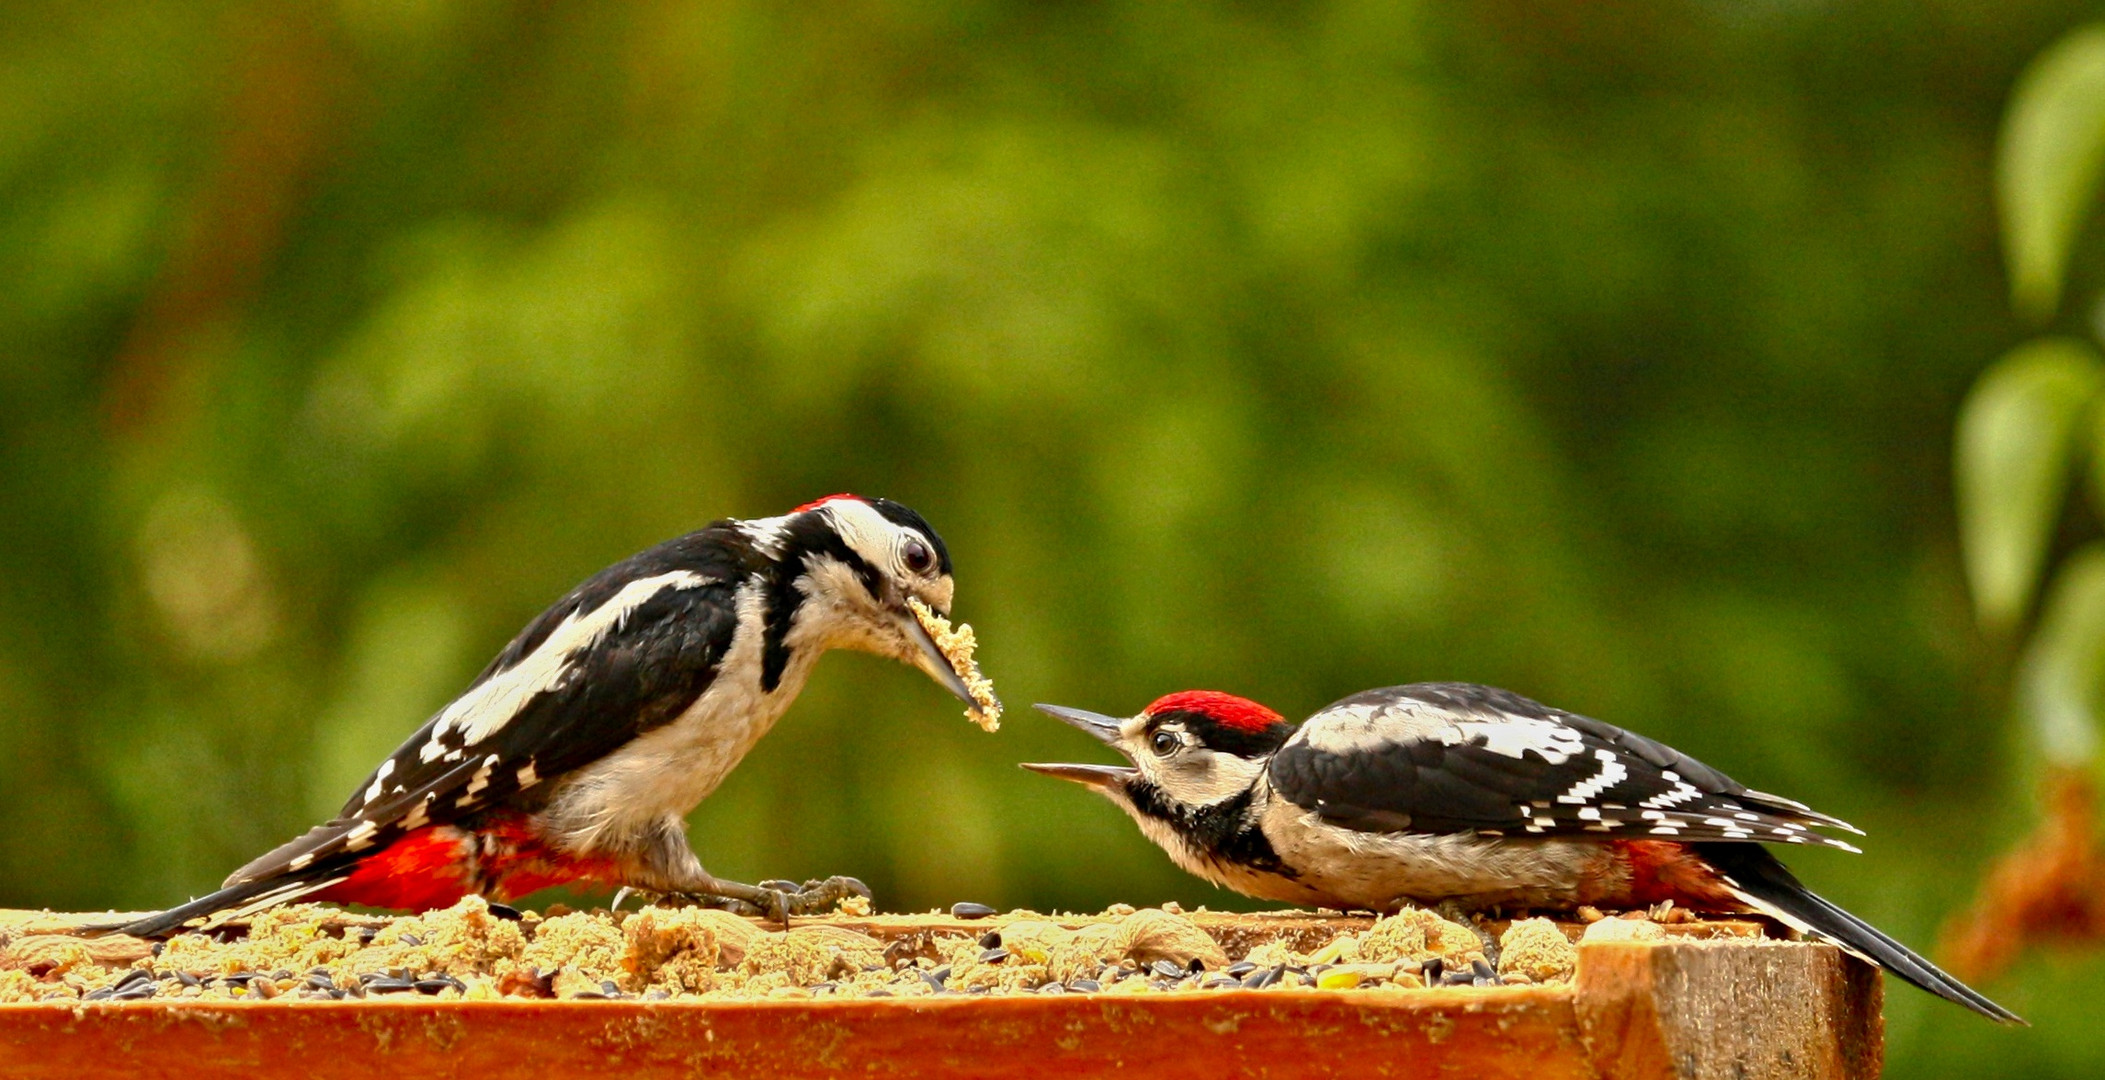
[223,532,756,889]
[1268,683,1860,850]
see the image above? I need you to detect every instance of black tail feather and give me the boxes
[87,868,350,939]
[1695,843,2025,1025]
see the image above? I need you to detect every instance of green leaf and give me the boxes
[2018,545,2105,767]
[1956,338,2105,631]
[2000,25,2105,321]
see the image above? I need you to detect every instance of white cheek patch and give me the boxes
[419,570,710,762]
[822,499,914,580]
[1153,752,1268,807]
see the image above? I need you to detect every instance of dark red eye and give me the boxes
[903,537,934,574]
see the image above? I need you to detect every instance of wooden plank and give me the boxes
[0,990,1597,1080]
[0,911,1877,1080]
[1572,939,1883,1080]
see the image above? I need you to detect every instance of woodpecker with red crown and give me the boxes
[1026,684,2021,1023]
[115,495,993,936]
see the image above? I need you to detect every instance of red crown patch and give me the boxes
[1144,690,1284,732]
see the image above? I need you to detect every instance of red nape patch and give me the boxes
[311,827,476,912]
[1612,839,1743,909]
[1144,690,1285,732]
[793,493,866,513]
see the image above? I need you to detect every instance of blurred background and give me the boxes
[5,0,2105,1073]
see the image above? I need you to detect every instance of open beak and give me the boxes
[1032,703,1126,747]
[1021,704,1139,788]
[1019,761,1136,789]
[903,610,977,706]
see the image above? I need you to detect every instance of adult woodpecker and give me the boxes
[1026,683,2021,1023]
[115,495,993,937]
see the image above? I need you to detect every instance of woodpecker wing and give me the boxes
[1266,683,1861,850]
[223,534,755,889]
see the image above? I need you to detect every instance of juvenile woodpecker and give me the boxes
[1026,684,2021,1023]
[117,495,992,936]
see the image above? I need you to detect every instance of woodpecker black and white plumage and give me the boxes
[1025,683,2022,1023]
[115,495,993,937]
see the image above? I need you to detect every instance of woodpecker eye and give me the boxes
[1150,730,1180,757]
[903,537,934,574]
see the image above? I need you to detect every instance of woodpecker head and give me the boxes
[741,494,979,706]
[1023,691,1295,816]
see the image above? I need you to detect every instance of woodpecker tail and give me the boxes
[1694,842,2024,1025]
[89,866,351,939]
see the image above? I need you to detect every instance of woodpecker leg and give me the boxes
[668,875,871,924]
[1432,900,1501,967]
[621,823,871,924]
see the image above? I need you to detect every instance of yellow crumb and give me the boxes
[909,597,1002,731]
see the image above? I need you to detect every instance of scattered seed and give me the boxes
[248,979,278,1000]
[223,971,260,986]
[271,970,294,981]
[571,991,608,1000]
[921,972,948,993]
[412,980,452,995]
[979,948,1008,964]
[1070,979,1102,993]
[600,981,621,997]
[929,965,952,983]
[1151,960,1184,979]
[645,990,670,1000]
[304,974,335,991]
[1470,959,1496,981]
[174,972,202,989]
[398,935,424,947]
[486,903,524,921]
[1421,958,1445,984]
[950,902,997,919]
[1441,971,1475,987]
[865,989,892,998]
[976,930,1002,950]
[113,969,153,992]
[82,988,113,1002]
[366,978,415,994]
[1036,983,1065,995]
[1243,964,1285,990]
[1226,961,1257,977]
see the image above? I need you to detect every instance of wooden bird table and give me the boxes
[0,909,1882,1080]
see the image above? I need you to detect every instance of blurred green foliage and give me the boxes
[2,1,2102,1073]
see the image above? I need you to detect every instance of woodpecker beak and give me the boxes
[902,610,978,706]
[1032,704,1126,747]
[1019,761,1137,788]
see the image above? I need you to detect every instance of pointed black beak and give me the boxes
[903,611,978,706]
[1032,703,1125,746]
[1019,761,1137,788]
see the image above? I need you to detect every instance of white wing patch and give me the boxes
[737,514,794,558]
[1445,716,1585,764]
[1558,747,1627,804]
[362,758,395,806]
[416,570,710,763]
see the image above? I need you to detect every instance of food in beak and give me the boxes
[908,597,1002,732]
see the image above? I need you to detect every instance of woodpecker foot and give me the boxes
[673,875,872,925]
